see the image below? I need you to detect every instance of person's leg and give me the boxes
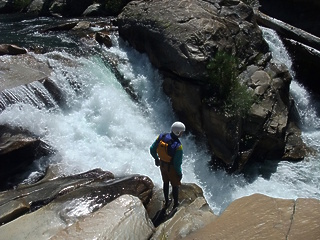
[167,167,180,208]
[160,164,170,206]
[163,181,170,206]
[172,186,179,208]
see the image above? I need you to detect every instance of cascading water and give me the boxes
[0,17,319,215]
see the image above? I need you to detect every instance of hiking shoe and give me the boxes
[172,202,179,209]
[164,199,172,208]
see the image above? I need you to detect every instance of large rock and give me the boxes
[0,168,114,224]
[117,0,307,171]
[0,125,53,188]
[0,44,27,56]
[183,194,320,240]
[0,54,66,111]
[0,54,50,91]
[149,184,218,239]
[0,194,154,240]
[0,170,217,240]
[0,170,153,226]
[238,62,307,167]
[118,0,268,82]
[51,194,154,240]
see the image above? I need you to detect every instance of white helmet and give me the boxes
[171,121,186,137]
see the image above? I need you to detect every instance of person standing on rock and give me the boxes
[150,121,185,209]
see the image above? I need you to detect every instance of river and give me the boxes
[0,15,319,215]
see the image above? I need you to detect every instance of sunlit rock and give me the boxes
[148,184,217,239]
[117,0,307,171]
[0,168,114,224]
[183,194,320,240]
[287,198,320,240]
[0,54,50,91]
[152,197,217,240]
[0,194,154,240]
[51,194,154,240]
[0,54,66,111]
[0,169,154,228]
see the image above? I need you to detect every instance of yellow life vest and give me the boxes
[156,139,173,162]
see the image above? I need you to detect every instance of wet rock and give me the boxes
[0,169,153,226]
[0,44,27,56]
[0,125,53,188]
[0,168,114,224]
[0,54,67,111]
[0,54,51,91]
[42,22,79,32]
[83,3,103,16]
[0,194,154,240]
[0,0,131,17]
[51,195,154,240]
[95,31,113,48]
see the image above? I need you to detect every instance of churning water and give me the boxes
[0,17,319,215]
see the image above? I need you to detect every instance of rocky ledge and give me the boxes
[183,193,320,240]
[0,168,319,240]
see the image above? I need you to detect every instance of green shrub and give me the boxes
[205,51,257,116]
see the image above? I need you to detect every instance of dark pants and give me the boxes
[160,161,181,187]
[160,161,180,207]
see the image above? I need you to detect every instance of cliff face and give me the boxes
[117,0,307,171]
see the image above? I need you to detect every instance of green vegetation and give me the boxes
[205,51,257,116]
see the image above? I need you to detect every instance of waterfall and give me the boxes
[261,27,320,131]
[0,18,319,215]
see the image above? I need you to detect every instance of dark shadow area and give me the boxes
[259,0,320,37]
[241,159,280,183]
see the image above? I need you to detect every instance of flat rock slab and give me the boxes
[183,194,320,240]
[0,54,51,91]
[51,194,154,240]
[0,194,154,240]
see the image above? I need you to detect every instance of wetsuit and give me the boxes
[150,132,183,207]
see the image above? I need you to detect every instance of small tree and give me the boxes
[205,51,257,116]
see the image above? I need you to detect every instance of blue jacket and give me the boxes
[150,132,183,175]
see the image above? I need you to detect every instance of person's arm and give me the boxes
[173,145,183,176]
[150,136,160,166]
